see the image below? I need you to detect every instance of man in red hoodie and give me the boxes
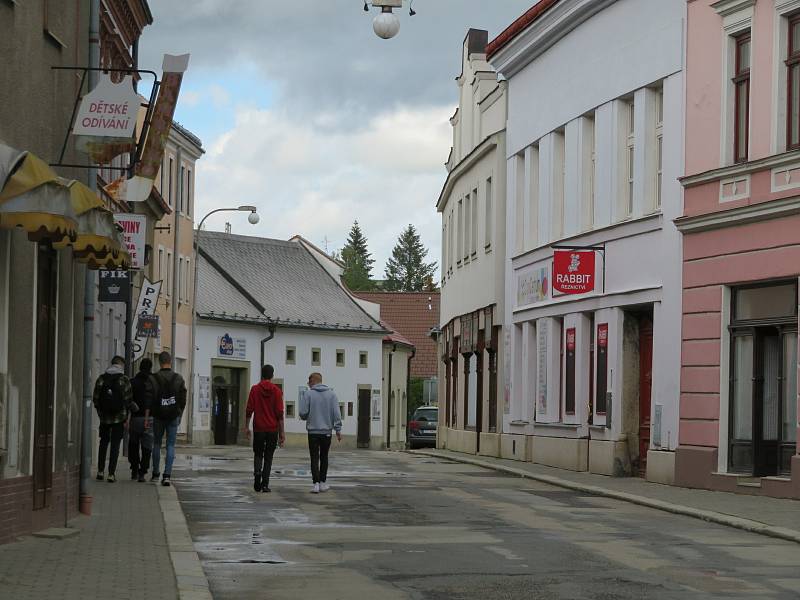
[244,364,285,492]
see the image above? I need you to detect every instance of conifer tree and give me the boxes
[340,220,375,291]
[384,225,438,292]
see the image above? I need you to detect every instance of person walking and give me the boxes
[92,355,133,483]
[244,364,285,493]
[299,372,342,493]
[152,351,187,487]
[129,358,157,482]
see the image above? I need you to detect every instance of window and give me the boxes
[184,258,191,305]
[165,250,172,296]
[596,323,609,415]
[286,403,296,418]
[339,403,345,420]
[788,17,800,149]
[311,347,321,366]
[463,194,471,261]
[564,328,576,415]
[359,351,368,368]
[625,100,635,215]
[178,257,184,302]
[485,177,493,249]
[187,168,193,217]
[336,349,345,367]
[734,32,751,163]
[158,247,164,281]
[655,89,664,209]
[457,199,463,266]
[582,115,596,230]
[285,346,296,365]
[180,165,185,213]
[347,402,353,417]
[471,188,478,256]
[168,156,174,207]
[528,144,540,247]
[441,222,447,283]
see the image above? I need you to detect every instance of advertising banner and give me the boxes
[217,333,247,359]
[98,269,130,303]
[553,250,596,295]
[131,278,162,362]
[516,265,549,307]
[113,213,146,270]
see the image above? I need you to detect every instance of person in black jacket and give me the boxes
[129,358,158,482]
[152,351,187,487]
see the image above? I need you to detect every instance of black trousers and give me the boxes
[128,417,154,476]
[308,434,332,484]
[253,431,279,487]
[98,422,125,475]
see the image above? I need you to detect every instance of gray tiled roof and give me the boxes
[196,231,384,332]
[196,254,265,323]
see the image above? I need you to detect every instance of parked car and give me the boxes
[407,406,438,449]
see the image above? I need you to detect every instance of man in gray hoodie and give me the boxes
[299,372,342,493]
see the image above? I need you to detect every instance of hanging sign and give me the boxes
[113,213,146,270]
[136,314,159,338]
[131,278,162,362]
[553,250,596,295]
[517,265,549,306]
[98,269,130,303]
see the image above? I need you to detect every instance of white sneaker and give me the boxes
[320,482,330,492]
[311,483,320,494]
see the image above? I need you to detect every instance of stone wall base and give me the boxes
[646,449,675,485]
[589,439,631,476]
[532,436,588,471]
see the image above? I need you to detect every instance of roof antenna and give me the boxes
[225,222,232,234]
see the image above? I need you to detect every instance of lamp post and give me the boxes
[187,205,259,443]
[363,0,415,39]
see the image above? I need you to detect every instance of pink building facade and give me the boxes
[676,0,800,498]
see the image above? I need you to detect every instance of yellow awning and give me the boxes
[0,144,78,243]
[53,180,122,257]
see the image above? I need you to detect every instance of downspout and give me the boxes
[80,0,100,515]
[386,343,395,449]
[260,322,276,368]
[406,346,416,419]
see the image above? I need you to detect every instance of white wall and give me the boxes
[193,320,384,442]
[498,0,685,451]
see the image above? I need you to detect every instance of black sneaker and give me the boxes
[137,473,146,483]
[253,474,262,492]
[151,472,160,482]
[261,486,271,493]
[161,475,171,487]
[96,472,104,481]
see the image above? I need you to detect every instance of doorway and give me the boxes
[638,317,653,477]
[212,367,242,445]
[33,244,57,510]
[357,387,371,448]
[729,283,797,477]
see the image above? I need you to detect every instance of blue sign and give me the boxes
[219,334,234,356]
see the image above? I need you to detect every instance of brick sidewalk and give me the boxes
[416,449,800,541]
[0,478,178,600]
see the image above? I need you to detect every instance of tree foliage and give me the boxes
[340,220,375,291]
[384,224,438,292]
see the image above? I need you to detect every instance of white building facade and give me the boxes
[489,0,685,482]
[437,29,508,457]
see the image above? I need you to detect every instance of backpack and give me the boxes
[155,371,181,421]
[99,374,126,416]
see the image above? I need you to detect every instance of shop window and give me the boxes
[311,347,321,366]
[564,328,576,415]
[285,346,296,365]
[336,349,345,367]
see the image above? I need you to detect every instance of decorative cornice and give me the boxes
[711,0,756,18]
[674,196,800,233]
[680,150,800,188]
[489,0,617,78]
[436,133,502,211]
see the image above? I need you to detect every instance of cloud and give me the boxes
[196,103,452,274]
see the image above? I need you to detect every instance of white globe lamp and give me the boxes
[247,211,260,225]
[373,9,400,39]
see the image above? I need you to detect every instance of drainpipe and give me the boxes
[386,343,396,449]
[406,346,416,419]
[260,322,276,368]
[80,0,100,515]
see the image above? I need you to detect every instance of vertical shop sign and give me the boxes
[565,328,576,415]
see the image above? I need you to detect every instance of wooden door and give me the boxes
[638,318,653,476]
[33,244,57,510]
[357,388,371,448]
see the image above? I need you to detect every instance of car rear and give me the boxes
[408,406,438,449]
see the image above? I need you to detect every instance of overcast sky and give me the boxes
[139,0,531,275]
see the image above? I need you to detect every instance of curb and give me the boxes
[157,484,214,600]
[411,449,800,545]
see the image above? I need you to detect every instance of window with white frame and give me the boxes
[471,188,478,256]
[515,152,525,253]
[485,177,493,250]
[625,99,635,216]
[655,88,664,209]
[166,250,173,296]
[528,144,539,247]
[178,257,184,302]
[179,165,185,214]
[158,247,164,281]
[457,198,464,265]
[441,222,447,283]
[187,168,193,218]
[733,32,751,163]
[185,257,191,304]
[463,193,471,262]
[168,156,174,208]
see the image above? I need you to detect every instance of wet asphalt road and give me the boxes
[172,447,800,600]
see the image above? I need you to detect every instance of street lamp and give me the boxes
[364,0,414,39]
[187,205,259,442]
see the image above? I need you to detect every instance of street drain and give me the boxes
[217,559,287,565]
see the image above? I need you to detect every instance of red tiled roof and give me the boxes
[380,320,415,348]
[354,291,441,379]
[486,0,560,59]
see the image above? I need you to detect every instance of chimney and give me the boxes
[465,28,488,56]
